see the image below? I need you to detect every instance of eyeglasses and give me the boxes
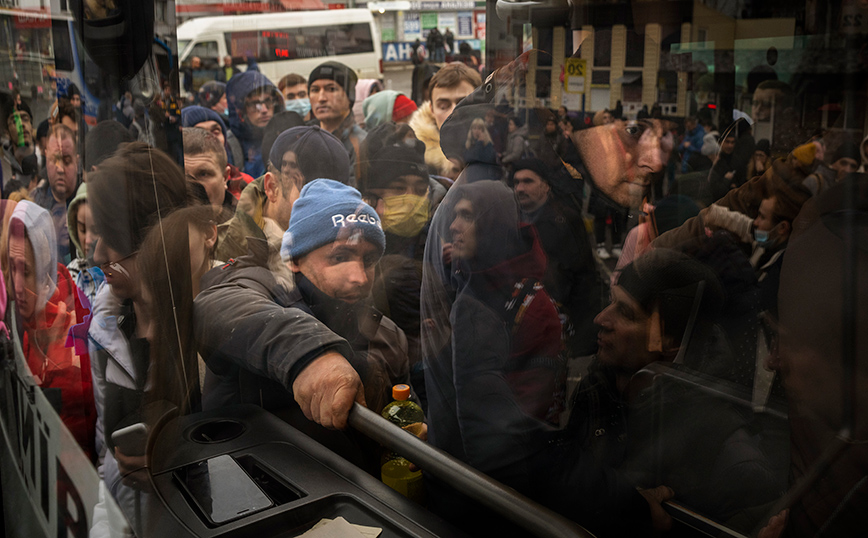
[246,97,274,110]
[99,250,138,276]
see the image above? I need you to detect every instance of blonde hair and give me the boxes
[465,117,492,149]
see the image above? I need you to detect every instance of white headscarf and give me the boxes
[9,201,57,312]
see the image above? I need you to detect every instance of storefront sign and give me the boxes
[383,41,426,62]
[410,1,474,10]
[457,11,473,38]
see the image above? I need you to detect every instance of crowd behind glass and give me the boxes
[1,17,866,538]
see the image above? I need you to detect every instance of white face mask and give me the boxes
[285,98,311,117]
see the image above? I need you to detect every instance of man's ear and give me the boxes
[205,223,218,250]
[779,220,792,242]
[224,165,231,183]
[263,171,279,201]
[287,259,301,272]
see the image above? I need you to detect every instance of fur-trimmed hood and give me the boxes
[408,101,452,177]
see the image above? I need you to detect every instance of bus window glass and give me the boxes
[227,23,373,63]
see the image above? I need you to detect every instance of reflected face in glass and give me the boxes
[5,110,33,145]
[594,286,660,372]
[431,82,476,130]
[572,119,673,208]
[309,80,351,124]
[45,134,78,201]
[94,240,139,299]
[8,234,37,321]
[185,153,227,209]
[194,120,225,147]
[291,238,379,303]
[831,157,859,180]
[282,83,308,101]
[264,151,303,230]
[544,119,558,134]
[751,88,785,122]
[449,198,477,261]
[244,90,275,128]
[720,136,736,155]
[70,94,81,108]
[753,197,778,232]
[76,203,94,259]
[513,169,550,212]
[372,174,429,198]
[212,94,228,115]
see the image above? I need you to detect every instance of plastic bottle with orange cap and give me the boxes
[380,384,425,503]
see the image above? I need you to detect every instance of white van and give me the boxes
[177,9,382,93]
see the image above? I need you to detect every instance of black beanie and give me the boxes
[269,125,350,185]
[3,100,32,131]
[367,139,429,190]
[617,249,724,343]
[309,61,358,105]
[509,158,550,187]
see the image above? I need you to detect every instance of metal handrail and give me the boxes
[348,403,595,538]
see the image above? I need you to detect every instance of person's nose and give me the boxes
[347,261,369,286]
[449,217,461,236]
[594,305,612,330]
[639,138,666,174]
[92,237,108,266]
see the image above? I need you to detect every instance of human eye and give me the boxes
[625,122,647,138]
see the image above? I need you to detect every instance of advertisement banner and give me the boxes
[457,11,473,38]
[438,12,457,33]
[475,11,486,40]
[421,11,438,39]
[404,12,421,39]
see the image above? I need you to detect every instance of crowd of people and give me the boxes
[0,47,866,538]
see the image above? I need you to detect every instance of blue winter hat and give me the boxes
[181,106,227,138]
[282,179,385,260]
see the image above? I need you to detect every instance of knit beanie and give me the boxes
[261,111,305,167]
[282,179,385,260]
[269,126,350,184]
[791,142,818,167]
[755,139,771,156]
[198,81,226,109]
[391,94,417,122]
[181,106,227,139]
[366,138,428,190]
[3,100,32,136]
[616,249,724,343]
[308,61,358,105]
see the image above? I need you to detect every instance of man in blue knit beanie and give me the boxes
[282,179,385,303]
[278,179,408,417]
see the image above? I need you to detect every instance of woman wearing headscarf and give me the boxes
[6,200,96,458]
